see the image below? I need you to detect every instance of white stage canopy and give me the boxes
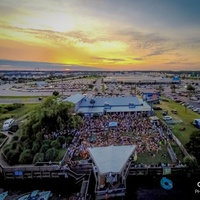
[88,145,136,175]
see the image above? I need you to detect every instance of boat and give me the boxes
[16,190,52,200]
[0,191,8,200]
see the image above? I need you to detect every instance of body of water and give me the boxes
[0,175,200,200]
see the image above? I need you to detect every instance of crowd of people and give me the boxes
[62,112,170,164]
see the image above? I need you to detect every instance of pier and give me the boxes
[0,163,193,180]
[1,160,200,200]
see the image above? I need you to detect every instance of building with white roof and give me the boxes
[88,145,136,199]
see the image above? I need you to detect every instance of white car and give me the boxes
[2,118,15,131]
[193,108,200,112]
[163,116,172,121]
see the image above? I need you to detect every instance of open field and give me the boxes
[155,99,200,145]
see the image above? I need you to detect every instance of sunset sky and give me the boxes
[0,0,200,71]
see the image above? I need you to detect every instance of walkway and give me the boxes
[0,131,13,167]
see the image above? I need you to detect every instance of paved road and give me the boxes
[0,98,41,104]
[0,84,51,96]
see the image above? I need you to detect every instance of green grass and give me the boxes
[55,149,66,161]
[0,103,38,129]
[155,99,200,145]
[136,146,171,164]
[170,141,184,161]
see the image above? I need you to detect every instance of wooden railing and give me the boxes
[0,136,8,149]
[1,160,200,180]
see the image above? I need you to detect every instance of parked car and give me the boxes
[8,123,19,134]
[171,109,178,114]
[175,99,182,103]
[193,119,200,129]
[193,108,200,112]
[162,110,168,116]
[153,106,162,110]
[163,116,172,121]
[2,118,15,131]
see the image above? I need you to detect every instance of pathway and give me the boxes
[0,131,13,167]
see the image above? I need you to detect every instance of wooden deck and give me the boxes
[1,162,198,180]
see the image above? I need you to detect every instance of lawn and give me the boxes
[155,99,200,145]
[136,146,171,164]
[0,103,38,129]
[56,149,67,161]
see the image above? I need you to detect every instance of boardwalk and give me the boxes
[0,131,13,167]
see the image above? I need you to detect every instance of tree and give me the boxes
[185,130,200,164]
[170,84,176,93]
[19,149,33,164]
[156,85,164,94]
[45,148,58,161]
[33,153,45,164]
[6,150,20,165]
[51,140,61,149]
[52,91,59,96]
[5,96,82,165]
[24,96,80,134]
[32,141,41,154]
[186,84,195,97]
[183,155,198,169]
[57,136,66,145]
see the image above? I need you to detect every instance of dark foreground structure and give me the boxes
[1,152,198,200]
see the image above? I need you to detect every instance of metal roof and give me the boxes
[63,93,85,104]
[88,145,136,175]
[80,96,140,107]
[77,97,151,113]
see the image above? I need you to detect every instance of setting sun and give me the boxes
[0,0,199,70]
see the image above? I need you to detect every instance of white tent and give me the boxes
[88,145,136,175]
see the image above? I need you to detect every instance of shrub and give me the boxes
[6,150,20,165]
[57,136,65,145]
[33,153,45,164]
[12,135,19,141]
[3,144,12,156]
[45,148,58,161]
[32,141,41,154]
[4,105,16,111]
[19,149,33,164]
[51,140,61,149]
[13,103,24,109]
[40,144,50,153]
[43,140,51,146]
[183,155,198,169]
[20,135,28,142]
[11,141,18,150]
[65,136,72,144]
[52,91,59,96]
